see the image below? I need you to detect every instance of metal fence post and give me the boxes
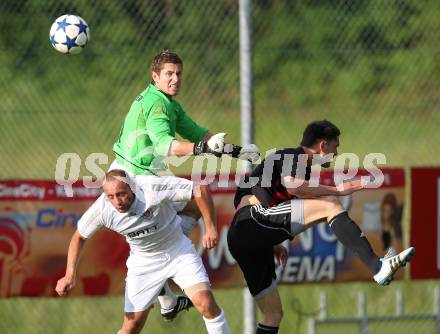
[435,287,440,334]
[396,288,404,316]
[319,291,328,320]
[239,0,255,333]
[239,0,254,149]
[309,286,440,334]
[308,291,327,334]
[307,318,316,334]
[243,288,256,334]
[358,290,370,334]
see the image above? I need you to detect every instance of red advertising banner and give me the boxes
[0,181,128,297]
[0,168,405,297]
[277,168,405,283]
[410,168,440,279]
[201,168,406,287]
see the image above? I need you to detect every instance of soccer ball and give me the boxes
[49,14,90,54]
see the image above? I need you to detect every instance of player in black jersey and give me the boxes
[227,120,415,334]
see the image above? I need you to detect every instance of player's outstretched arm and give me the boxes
[284,176,368,198]
[55,230,87,297]
[192,184,218,250]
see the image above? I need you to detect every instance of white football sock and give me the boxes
[158,281,177,311]
[203,309,231,334]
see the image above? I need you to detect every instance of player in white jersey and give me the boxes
[109,158,201,237]
[55,170,231,334]
[108,158,204,320]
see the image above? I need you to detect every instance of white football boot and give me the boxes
[374,247,415,286]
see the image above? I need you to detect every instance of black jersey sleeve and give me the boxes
[251,186,272,207]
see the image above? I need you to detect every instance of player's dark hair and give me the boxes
[300,120,340,147]
[150,50,183,83]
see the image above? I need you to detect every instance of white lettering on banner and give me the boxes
[278,256,336,283]
[0,184,46,199]
[437,178,440,270]
[55,185,102,198]
[383,173,391,185]
[299,229,313,251]
[298,226,344,260]
[317,224,336,243]
[275,223,343,283]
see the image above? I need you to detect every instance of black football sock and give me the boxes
[329,211,381,274]
[382,231,391,250]
[256,323,279,334]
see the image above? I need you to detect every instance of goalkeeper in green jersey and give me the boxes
[111,50,259,322]
[113,50,259,175]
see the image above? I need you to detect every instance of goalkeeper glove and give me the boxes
[193,132,226,157]
[223,143,260,163]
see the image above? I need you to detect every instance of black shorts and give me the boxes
[227,203,298,298]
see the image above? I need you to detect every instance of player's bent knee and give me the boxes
[320,196,343,216]
[189,289,221,319]
[184,282,211,299]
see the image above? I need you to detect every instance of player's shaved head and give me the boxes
[104,169,129,183]
[103,169,135,192]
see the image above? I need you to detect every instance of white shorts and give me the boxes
[124,238,210,312]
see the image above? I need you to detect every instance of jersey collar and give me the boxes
[148,83,173,102]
